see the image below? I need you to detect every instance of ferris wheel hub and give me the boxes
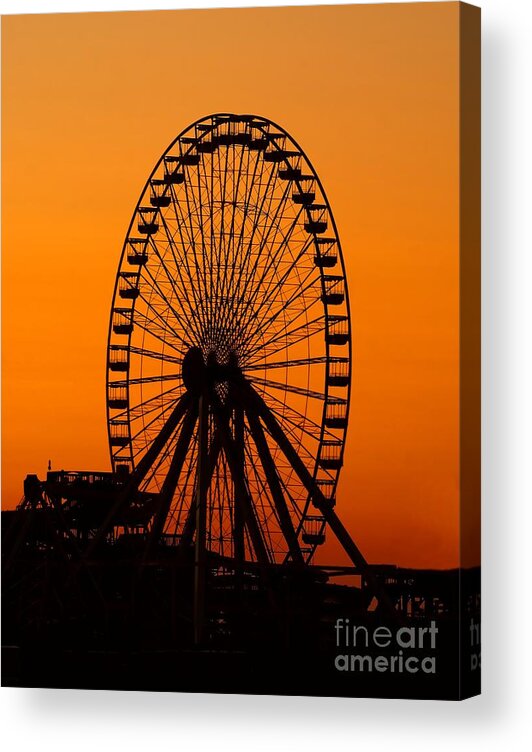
[182,346,242,394]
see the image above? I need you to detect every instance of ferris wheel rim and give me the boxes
[106,113,352,563]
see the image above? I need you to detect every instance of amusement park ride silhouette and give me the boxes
[3,116,469,693]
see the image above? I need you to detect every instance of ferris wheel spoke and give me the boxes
[225,148,269,301]
[129,392,184,425]
[129,409,183,461]
[262,401,324,451]
[241,166,306,290]
[226,145,258,308]
[167,182,211,337]
[274,464,306,527]
[153,205,208,341]
[127,410,180,448]
[238,202,309,333]
[113,373,181,388]
[244,247,318,335]
[182,154,214,332]
[214,157,279,339]
[107,382,182,424]
[122,259,194,350]
[221,145,247,307]
[211,146,247,343]
[238,266,320,354]
[272,457,306,519]
[210,151,247,339]
[207,148,231,337]
[248,376,340,403]
[128,346,181,366]
[112,403,180,437]
[164,183,202,282]
[218,147,255,338]
[247,231,315,317]
[245,314,326,362]
[126,383,183,422]
[257,321,327,363]
[208,145,228,334]
[145,226,205,343]
[199,147,219,337]
[240,382,332,506]
[251,386,331,446]
[248,225,316,310]
[229,144,263,299]
[142,231,201,338]
[228,176,296,338]
[139,426,181,492]
[132,309,189,355]
[242,356,329,371]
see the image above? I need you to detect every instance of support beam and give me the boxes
[179,429,222,549]
[123,392,193,498]
[85,392,192,558]
[210,392,271,567]
[246,407,304,565]
[241,379,395,615]
[143,398,199,560]
[194,393,209,645]
[233,402,246,567]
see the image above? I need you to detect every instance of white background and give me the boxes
[1,0,531,750]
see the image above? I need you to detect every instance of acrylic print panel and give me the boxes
[1,2,480,699]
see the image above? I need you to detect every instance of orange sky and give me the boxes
[2,3,465,569]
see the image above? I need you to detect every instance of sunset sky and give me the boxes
[2,2,466,569]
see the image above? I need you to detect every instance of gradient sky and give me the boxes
[2,2,464,569]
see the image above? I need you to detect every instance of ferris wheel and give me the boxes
[105,113,357,569]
